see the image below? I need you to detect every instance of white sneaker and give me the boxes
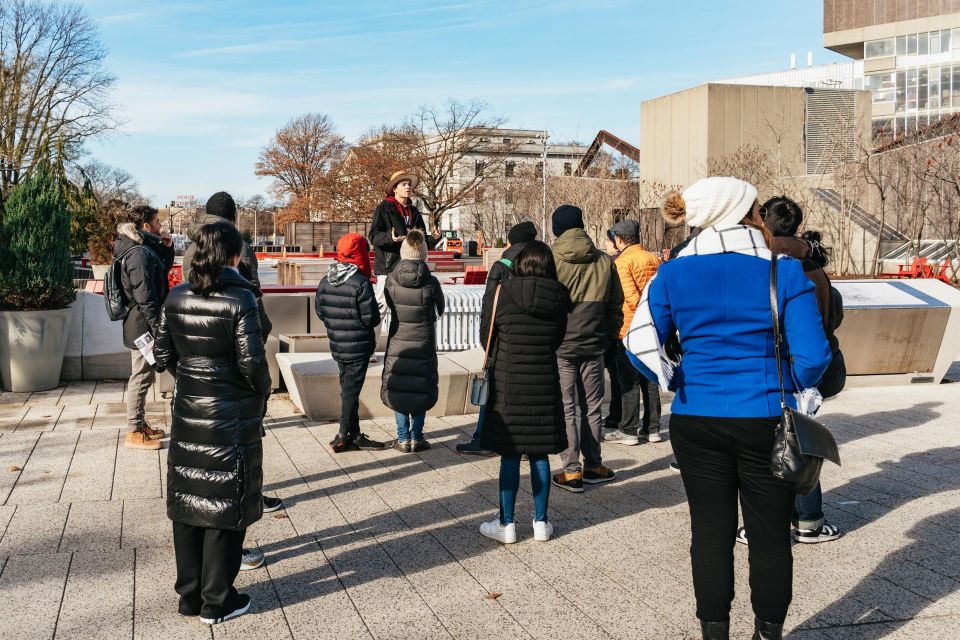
[532,520,553,542]
[646,431,663,443]
[601,428,640,446]
[479,518,517,544]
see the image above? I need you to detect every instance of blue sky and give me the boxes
[82,0,845,206]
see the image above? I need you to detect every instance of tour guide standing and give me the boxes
[550,205,624,492]
[368,171,442,343]
[114,205,174,450]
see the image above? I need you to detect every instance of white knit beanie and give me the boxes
[682,177,758,230]
[400,229,428,261]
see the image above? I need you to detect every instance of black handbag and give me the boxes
[768,259,841,496]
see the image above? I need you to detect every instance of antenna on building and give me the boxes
[807,51,814,67]
[790,53,797,69]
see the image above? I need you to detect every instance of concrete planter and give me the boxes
[0,308,72,392]
[91,264,111,280]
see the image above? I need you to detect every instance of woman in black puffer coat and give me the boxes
[478,241,569,545]
[381,230,444,452]
[154,222,270,624]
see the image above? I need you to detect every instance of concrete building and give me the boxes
[824,0,960,138]
[639,83,872,187]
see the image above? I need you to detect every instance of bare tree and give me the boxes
[331,126,417,222]
[404,100,516,229]
[73,159,143,208]
[0,0,117,198]
[255,113,346,219]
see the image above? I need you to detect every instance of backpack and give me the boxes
[103,245,147,321]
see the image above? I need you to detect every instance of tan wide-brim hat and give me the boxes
[386,170,418,195]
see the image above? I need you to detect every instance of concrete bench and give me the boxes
[277,349,485,420]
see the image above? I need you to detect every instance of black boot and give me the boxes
[699,619,730,640]
[752,618,783,640]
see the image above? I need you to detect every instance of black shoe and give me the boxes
[330,434,359,453]
[200,593,251,625]
[392,439,411,453]
[455,441,496,457]
[354,433,386,450]
[411,439,431,452]
[752,619,783,640]
[699,619,730,640]
[583,465,616,484]
[263,496,283,513]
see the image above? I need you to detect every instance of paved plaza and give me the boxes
[1,364,959,640]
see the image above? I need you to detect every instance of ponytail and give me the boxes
[188,221,244,296]
[801,230,831,269]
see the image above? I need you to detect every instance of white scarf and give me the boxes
[623,225,773,392]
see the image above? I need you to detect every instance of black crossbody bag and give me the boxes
[768,259,841,496]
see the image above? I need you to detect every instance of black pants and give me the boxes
[614,343,662,434]
[337,358,370,438]
[173,521,246,618]
[603,345,621,429]
[670,414,795,624]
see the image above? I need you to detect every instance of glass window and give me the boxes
[475,160,485,176]
[942,65,952,109]
[908,33,918,55]
[953,64,960,107]
[954,29,960,50]
[563,163,572,176]
[930,68,940,110]
[536,162,543,177]
[931,32,941,54]
[897,35,907,56]
[919,32,929,55]
[907,68,918,110]
[943,29,952,51]
[505,161,515,177]
[865,38,895,58]
[872,118,894,141]
[866,73,896,103]
[896,70,907,110]
[919,68,928,109]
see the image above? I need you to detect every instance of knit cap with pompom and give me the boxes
[400,228,428,261]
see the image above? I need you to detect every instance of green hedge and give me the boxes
[0,165,76,311]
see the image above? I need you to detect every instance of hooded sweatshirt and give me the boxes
[551,228,624,360]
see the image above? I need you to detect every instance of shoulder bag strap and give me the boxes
[769,258,787,410]
[481,285,502,370]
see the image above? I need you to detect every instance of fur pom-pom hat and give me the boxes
[400,228,428,261]
[662,177,758,230]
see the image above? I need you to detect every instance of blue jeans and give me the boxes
[794,482,824,530]
[469,404,487,442]
[395,412,425,442]
[499,455,551,525]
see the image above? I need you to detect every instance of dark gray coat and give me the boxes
[154,270,270,531]
[380,260,444,414]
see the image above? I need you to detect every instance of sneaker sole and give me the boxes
[794,533,842,544]
[239,560,264,571]
[200,599,251,625]
[582,476,615,484]
[604,438,640,446]
[551,479,585,493]
[262,505,282,514]
[479,528,517,544]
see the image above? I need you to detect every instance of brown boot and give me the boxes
[125,430,161,450]
[141,422,167,440]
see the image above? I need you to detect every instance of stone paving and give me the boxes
[1,365,959,640]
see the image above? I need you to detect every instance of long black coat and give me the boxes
[368,199,438,275]
[380,260,444,414]
[154,269,271,531]
[114,223,174,349]
[479,277,569,456]
[315,262,380,362]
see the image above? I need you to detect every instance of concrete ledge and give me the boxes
[277,349,483,420]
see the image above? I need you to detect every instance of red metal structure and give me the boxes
[575,130,641,177]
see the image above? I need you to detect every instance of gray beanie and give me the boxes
[400,229,428,261]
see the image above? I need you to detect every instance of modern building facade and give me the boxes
[639,84,871,187]
[824,0,960,138]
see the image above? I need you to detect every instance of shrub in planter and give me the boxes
[0,164,77,391]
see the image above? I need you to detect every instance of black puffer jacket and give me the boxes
[154,269,271,531]
[380,260,444,414]
[368,199,438,275]
[479,277,569,456]
[315,262,380,362]
[114,223,174,349]
[483,241,526,299]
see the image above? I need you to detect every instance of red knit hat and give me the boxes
[336,233,371,278]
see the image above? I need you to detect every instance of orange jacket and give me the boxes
[615,244,660,339]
